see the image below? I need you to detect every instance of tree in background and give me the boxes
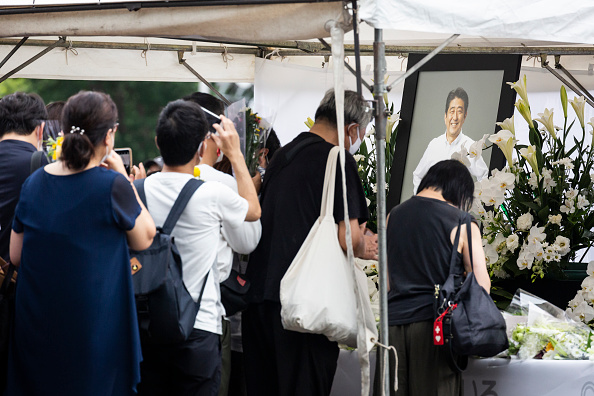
[0,79,253,164]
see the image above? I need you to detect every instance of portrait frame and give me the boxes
[387,54,522,210]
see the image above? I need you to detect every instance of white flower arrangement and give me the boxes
[453,77,594,293]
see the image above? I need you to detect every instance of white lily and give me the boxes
[515,99,534,129]
[508,75,530,106]
[570,96,586,130]
[535,108,557,140]
[496,116,515,136]
[519,146,539,176]
[489,130,516,167]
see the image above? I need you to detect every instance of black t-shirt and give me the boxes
[387,196,467,325]
[0,140,49,262]
[247,132,369,303]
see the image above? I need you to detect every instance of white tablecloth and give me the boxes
[332,351,594,396]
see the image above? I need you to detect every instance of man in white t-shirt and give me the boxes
[137,100,261,395]
[185,92,262,396]
[412,87,488,194]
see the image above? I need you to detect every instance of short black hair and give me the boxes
[417,159,474,211]
[445,87,469,114]
[183,92,225,133]
[156,100,208,167]
[262,129,281,162]
[0,92,47,137]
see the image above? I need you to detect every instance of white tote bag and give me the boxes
[280,146,376,348]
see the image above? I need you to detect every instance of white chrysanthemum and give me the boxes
[506,234,520,252]
[548,214,562,225]
[517,212,534,231]
[555,235,571,256]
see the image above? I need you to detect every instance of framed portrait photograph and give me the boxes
[387,54,522,209]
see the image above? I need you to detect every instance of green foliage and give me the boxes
[354,102,398,233]
[0,79,253,164]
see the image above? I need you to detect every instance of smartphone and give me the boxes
[114,148,133,174]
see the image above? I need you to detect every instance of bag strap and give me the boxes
[134,178,204,235]
[134,178,147,207]
[30,151,45,175]
[465,214,474,271]
[161,178,204,235]
[447,216,464,276]
[320,146,341,218]
[196,269,210,308]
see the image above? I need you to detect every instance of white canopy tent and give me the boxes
[4,1,594,394]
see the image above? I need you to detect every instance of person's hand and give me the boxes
[131,162,147,181]
[102,150,127,177]
[360,223,378,260]
[211,115,242,162]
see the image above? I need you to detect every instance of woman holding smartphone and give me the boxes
[8,91,156,395]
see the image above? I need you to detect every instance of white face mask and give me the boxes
[100,133,113,163]
[347,123,362,155]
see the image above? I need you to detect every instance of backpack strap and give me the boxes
[30,151,45,175]
[133,178,148,208]
[161,178,204,235]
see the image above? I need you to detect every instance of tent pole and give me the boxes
[0,37,28,71]
[373,27,390,396]
[0,37,64,84]
[555,56,594,103]
[178,51,231,106]
[351,0,363,96]
[541,54,594,108]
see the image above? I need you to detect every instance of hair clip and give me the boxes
[70,126,85,135]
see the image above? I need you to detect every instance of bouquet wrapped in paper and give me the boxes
[505,289,594,360]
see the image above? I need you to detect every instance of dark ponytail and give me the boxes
[61,91,118,170]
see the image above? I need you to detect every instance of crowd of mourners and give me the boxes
[0,88,489,396]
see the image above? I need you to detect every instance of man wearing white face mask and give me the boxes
[242,89,378,396]
[0,92,48,264]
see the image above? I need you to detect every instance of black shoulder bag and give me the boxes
[434,213,509,371]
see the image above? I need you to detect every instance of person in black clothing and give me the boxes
[384,160,490,396]
[243,89,378,396]
[0,92,48,264]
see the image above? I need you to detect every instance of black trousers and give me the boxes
[373,321,461,396]
[242,301,339,396]
[138,328,222,396]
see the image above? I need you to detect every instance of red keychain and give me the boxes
[434,304,457,345]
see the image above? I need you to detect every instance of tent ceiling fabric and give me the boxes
[359,0,594,46]
[0,2,348,42]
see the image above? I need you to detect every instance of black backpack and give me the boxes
[130,178,208,344]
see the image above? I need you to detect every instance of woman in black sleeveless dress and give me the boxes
[385,160,491,396]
